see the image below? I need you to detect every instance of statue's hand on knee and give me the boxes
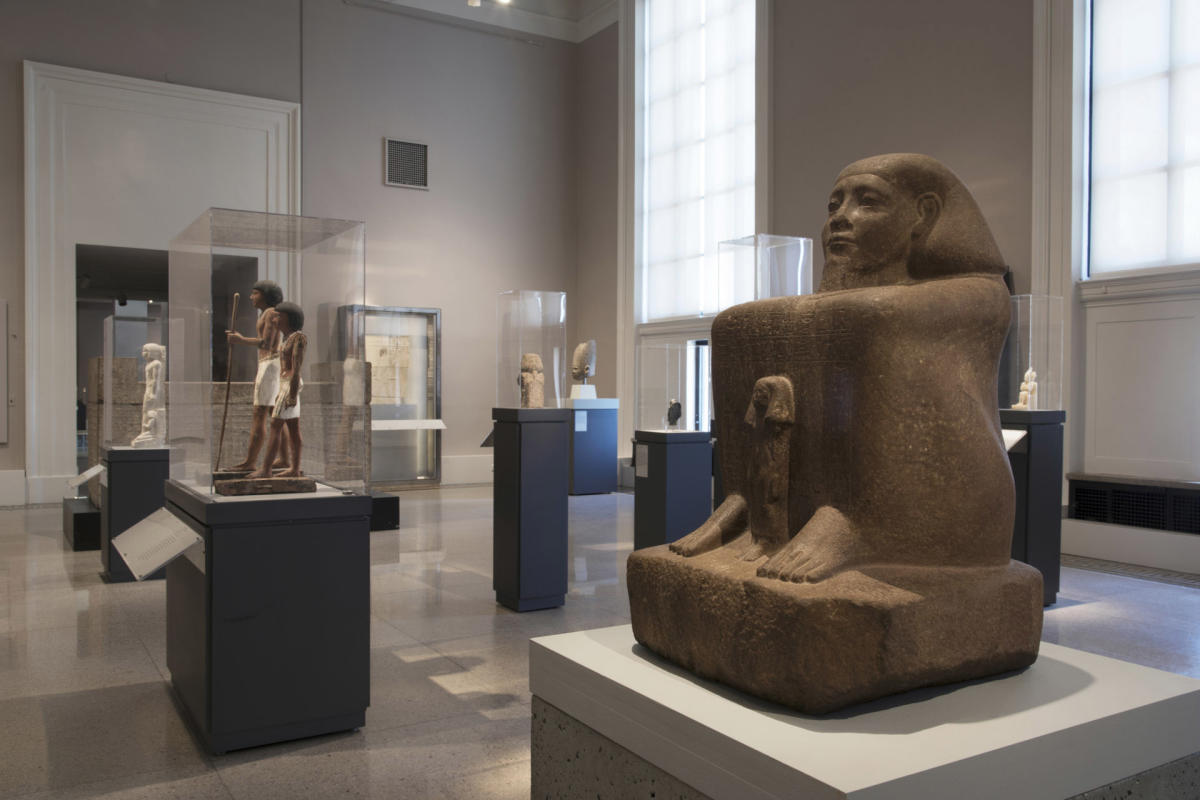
[670,495,748,557]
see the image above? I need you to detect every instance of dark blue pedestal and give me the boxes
[568,399,618,496]
[164,480,372,754]
[492,407,570,612]
[633,430,712,551]
[100,446,169,582]
[370,491,400,531]
[1001,409,1066,606]
[63,496,101,551]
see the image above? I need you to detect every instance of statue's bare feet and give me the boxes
[247,468,271,479]
[228,461,255,472]
[757,506,863,583]
[670,495,747,556]
[278,468,301,478]
[738,539,775,562]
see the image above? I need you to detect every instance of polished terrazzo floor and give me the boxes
[1,486,1198,799]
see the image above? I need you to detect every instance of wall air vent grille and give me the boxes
[384,139,428,190]
[1069,476,1200,536]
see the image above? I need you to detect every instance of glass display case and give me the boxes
[496,290,567,409]
[338,305,442,488]
[717,234,814,310]
[636,340,711,432]
[1003,295,1063,411]
[101,301,168,449]
[168,208,367,494]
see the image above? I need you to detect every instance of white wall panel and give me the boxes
[23,62,299,501]
[1084,297,1200,479]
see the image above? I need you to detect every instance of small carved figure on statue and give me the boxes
[131,343,166,448]
[1011,367,1038,410]
[225,280,289,471]
[252,302,307,479]
[666,399,682,429]
[519,353,545,409]
[570,340,597,399]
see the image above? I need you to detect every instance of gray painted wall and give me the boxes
[301,1,581,463]
[770,0,1033,292]
[0,0,301,472]
[573,23,619,399]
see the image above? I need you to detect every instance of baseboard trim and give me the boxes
[0,470,26,505]
[1061,518,1200,575]
[442,454,493,485]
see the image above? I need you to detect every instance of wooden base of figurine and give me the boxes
[214,476,317,496]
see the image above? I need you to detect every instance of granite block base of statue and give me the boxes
[628,543,1042,714]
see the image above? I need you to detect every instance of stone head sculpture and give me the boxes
[519,352,545,409]
[628,153,1042,714]
[142,343,165,364]
[820,153,1005,291]
[571,340,596,382]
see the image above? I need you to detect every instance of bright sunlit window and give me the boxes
[638,0,755,320]
[1089,0,1200,276]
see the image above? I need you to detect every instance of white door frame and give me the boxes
[23,61,300,502]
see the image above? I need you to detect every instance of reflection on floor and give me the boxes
[0,486,1197,799]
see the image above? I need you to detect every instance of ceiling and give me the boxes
[358,0,617,43]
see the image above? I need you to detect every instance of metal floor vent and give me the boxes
[1068,476,1200,535]
[384,138,428,190]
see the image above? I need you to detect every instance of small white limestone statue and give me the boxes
[519,353,545,409]
[570,340,597,400]
[132,343,166,447]
[1011,367,1038,410]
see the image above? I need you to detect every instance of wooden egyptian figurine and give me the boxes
[227,279,289,471]
[252,302,307,479]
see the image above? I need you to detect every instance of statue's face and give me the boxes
[250,288,266,310]
[822,173,919,280]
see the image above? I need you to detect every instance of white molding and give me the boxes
[441,454,493,485]
[1062,518,1200,574]
[755,0,771,234]
[23,61,300,504]
[615,0,638,459]
[1079,267,1200,305]
[1034,0,1089,502]
[0,470,27,506]
[357,0,617,43]
[578,0,619,40]
[636,317,714,340]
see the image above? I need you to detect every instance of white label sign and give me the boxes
[67,464,104,488]
[635,444,649,478]
[112,508,203,581]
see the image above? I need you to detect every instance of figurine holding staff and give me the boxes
[225,280,289,471]
[252,302,307,478]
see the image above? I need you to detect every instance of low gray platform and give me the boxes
[530,625,1200,799]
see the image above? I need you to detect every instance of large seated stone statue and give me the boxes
[627,153,1043,714]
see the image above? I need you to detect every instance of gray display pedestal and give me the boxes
[492,408,570,612]
[163,480,372,754]
[568,398,619,496]
[100,446,169,582]
[530,625,1200,800]
[633,430,712,551]
[1001,409,1066,606]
